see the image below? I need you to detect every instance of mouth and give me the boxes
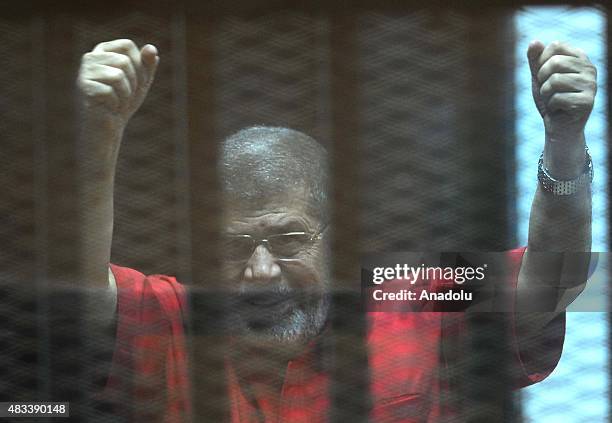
[236,293,295,333]
[242,292,293,308]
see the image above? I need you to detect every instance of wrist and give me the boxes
[543,131,586,179]
[82,109,127,135]
[80,116,125,169]
[538,144,593,196]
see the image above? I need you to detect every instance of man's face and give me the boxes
[221,188,330,347]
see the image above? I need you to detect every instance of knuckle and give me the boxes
[117,38,136,49]
[107,68,125,81]
[94,40,112,50]
[118,55,131,67]
[97,84,114,96]
[79,63,96,77]
[549,55,562,67]
[549,93,562,103]
[95,38,136,53]
[81,52,96,63]
[537,68,548,83]
[81,82,110,98]
[549,73,561,86]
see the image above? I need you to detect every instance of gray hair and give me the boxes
[219,126,329,223]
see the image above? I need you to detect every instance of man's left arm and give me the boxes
[516,41,596,341]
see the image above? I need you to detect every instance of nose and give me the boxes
[243,244,282,283]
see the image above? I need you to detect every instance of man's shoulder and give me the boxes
[110,264,187,321]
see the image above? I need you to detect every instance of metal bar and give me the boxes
[460,10,517,422]
[184,9,229,422]
[43,12,84,418]
[6,1,606,17]
[172,10,193,285]
[31,12,51,410]
[329,11,371,423]
[607,6,612,422]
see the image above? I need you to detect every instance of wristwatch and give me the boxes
[538,147,593,195]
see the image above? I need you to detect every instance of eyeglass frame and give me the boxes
[221,223,329,262]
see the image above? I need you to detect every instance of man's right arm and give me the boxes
[75,39,158,316]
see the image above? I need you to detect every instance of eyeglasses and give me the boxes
[221,224,328,262]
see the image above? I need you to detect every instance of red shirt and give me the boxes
[105,248,564,422]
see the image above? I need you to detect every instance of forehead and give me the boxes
[222,189,321,233]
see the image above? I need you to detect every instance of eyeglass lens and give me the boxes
[222,233,312,260]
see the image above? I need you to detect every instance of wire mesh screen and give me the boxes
[212,13,331,143]
[356,10,519,422]
[515,6,609,422]
[358,10,515,252]
[0,17,40,406]
[0,3,603,422]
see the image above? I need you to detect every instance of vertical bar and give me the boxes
[185,8,228,422]
[185,10,219,288]
[44,14,79,410]
[329,9,371,423]
[0,11,40,405]
[460,9,516,422]
[31,12,51,406]
[44,15,79,286]
[172,10,193,285]
[607,5,612,421]
[43,13,103,420]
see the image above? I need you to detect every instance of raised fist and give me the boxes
[528,40,597,141]
[77,39,159,129]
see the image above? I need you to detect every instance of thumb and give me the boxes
[140,44,159,86]
[527,40,545,80]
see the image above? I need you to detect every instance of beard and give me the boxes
[222,284,329,379]
[226,281,331,349]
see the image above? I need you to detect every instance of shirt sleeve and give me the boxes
[506,248,566,388]
[439,249,566,393]
[104,265,191,422]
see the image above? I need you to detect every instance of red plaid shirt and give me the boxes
[105,248,564,422]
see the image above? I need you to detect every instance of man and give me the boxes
[75,38,596,421]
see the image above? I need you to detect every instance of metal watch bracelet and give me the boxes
[537,146,593,196]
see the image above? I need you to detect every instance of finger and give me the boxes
[527,40,546,79]
[538,41,587,69]
[139,44,159,87]
[79,80,120,111]
[84,51,138,93]
[540,73,583,98]
[537,55,588,84]
[93,39,142,83]
[87,64,132,100]
[547,92,593,113]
